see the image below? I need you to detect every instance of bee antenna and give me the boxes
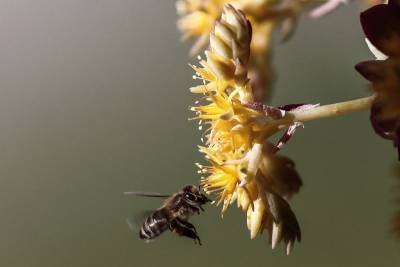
[123,191,170,198]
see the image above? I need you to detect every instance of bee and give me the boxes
[124,185,211,245]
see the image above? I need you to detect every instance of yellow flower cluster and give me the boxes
[177,0,308,101]
[190,5,302,254]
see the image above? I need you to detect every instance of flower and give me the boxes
[176,0,223,55]
[177,0,308,102]
[355,0,400,159]
[190,4,304,254]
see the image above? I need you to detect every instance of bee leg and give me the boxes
[191,206,201,215]
[180,220,198,234]
[170,219,202,245]
[178,220,202,245]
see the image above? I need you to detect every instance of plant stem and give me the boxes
[270,95,375,128]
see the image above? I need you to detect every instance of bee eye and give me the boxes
[185,193,196,201]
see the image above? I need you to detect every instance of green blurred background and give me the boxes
[0,1,398,266]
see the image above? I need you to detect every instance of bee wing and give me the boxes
[124,191,169,238]
[126,210,154,232]
[124,191,170,198]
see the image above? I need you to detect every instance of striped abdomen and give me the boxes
[139,209,169,240]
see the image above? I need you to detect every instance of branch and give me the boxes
[268,95,375,129]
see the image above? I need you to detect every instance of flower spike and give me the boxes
[190,4,304,254]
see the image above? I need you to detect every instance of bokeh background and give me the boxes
[0,1,398,266]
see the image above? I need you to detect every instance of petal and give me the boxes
[272,123,302,153]
[259,154,302,198]
[396,128,400,160]
[365,38,388,60]
[355,60,387,82]
[279,103,319,112]
[266,192,301,242]
[360,1,400,58]
[370,98,398,140]
[247,197,265,239]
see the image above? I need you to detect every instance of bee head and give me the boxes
[182,185,211,206]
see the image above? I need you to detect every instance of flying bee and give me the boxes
[124,185,211,245]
